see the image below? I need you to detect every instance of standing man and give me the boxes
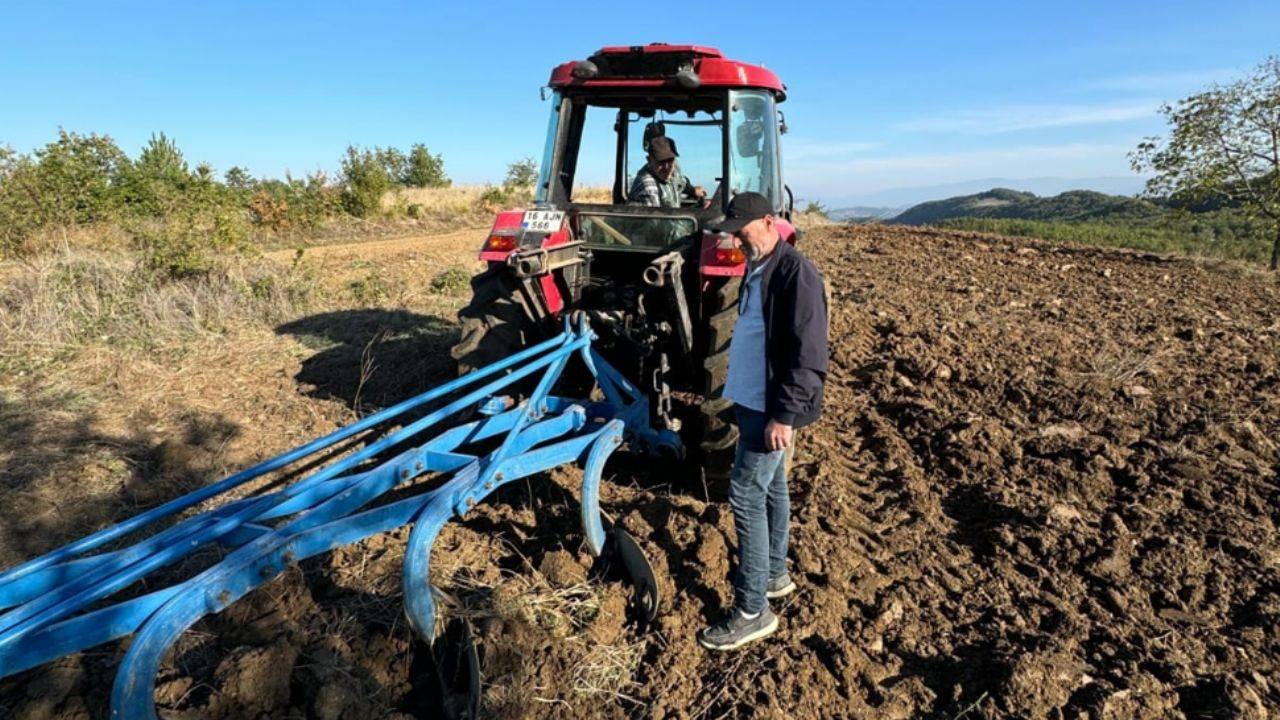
[627,136,706,208]
[698,191,828,651]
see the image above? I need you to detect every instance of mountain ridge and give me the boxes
[890,187,1161,225]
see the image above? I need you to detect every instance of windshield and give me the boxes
[623,110,721,205]
[543,93,724,207]
[728,89,783,211]
[536,90,782,248]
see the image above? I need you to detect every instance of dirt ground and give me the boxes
[2,224,1278,719]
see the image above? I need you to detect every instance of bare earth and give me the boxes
[2,225,1278,718]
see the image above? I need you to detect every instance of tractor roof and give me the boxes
[548,44,786,100]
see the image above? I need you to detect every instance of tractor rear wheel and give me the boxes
[698,278,740,480]
[451,267,535,377]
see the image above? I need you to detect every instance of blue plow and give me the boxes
[0,319,677,719]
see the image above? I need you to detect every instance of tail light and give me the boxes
[708,233,745,266]
[714,246,746,265]
[483,233,517,253]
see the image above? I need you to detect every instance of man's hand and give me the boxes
[764,420,792,451]
[692,185,707,200]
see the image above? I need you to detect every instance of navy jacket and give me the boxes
[750,239,829,429]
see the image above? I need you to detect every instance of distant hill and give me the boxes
[891,188,1162,225]
[818,176,1146,209]
[882,186,1272,266]
[828,206,903,222]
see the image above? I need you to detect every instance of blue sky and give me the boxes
[2,1,1277,205]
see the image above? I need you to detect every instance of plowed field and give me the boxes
[3,225,1278,719]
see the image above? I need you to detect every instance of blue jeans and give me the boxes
[728,406,791,615]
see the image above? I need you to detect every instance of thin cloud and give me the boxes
[899,101,1158,134]
[1077,68,1242,93]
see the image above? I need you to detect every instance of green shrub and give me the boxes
[802,200,829,218]
[224,166,255,191]
[479,184,530,211]
[348,266,403,304]
[0,130,465,255]
[131,200,252,280]
[504,157,538,189]
[0,131,131,255]
[429,266,471,295]
[121,132,193,216]
[340,146,394,218]
[404,143,449,188]
[378,147,409,185]
[252,173,339,233]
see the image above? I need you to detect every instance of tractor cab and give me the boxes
[537,44,792,253]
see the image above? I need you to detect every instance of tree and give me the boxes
[124,132,193,215]
[1132,57,1280,270]
[403,143,449,188]
[3,131,130,226]
[504,156,538,188]
[801,199,829,218]
[224,166,255,190]
[340,145,394,217]
[376,147,408,185]
[135,132,189,184]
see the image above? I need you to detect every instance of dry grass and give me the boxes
[16,223,137,255]
[571,640,645,705]
[448,567,602,639]
[0,248,318,373]
[385,185,612,213]
[571,186,613,204]
[383,185,505,215]
[793,208,837,229]
[442,563,647,716]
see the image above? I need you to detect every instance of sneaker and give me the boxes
[766,573,796,599]
[698,608,779,651]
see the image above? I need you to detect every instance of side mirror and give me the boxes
[778,110,789,135]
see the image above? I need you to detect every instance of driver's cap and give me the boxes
[648,136,678,162]
[711,192,773,233]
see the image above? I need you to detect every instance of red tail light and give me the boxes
[483,233,517,252]
[708,232,745,265]
[714,246,746,265]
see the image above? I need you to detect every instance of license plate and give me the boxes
[521,210,564,234]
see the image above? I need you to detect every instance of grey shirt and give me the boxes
[628,164,692,208]
[723,261,767,412]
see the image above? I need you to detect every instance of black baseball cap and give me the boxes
[647,136,678,162]
[710,192,774,233]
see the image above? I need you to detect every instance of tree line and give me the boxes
[0,131,462,259]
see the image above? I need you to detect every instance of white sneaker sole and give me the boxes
[698,614,779,651]
[766,580,796,599]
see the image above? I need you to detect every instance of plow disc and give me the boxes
[0,319,674,718]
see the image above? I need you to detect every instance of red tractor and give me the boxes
[451,44,798,479]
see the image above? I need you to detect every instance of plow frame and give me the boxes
[0,318,671,719]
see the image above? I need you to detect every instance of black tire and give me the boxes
[698,278,740,480]
[451,268,536,377]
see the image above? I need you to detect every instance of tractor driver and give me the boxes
[628,136,707,208]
